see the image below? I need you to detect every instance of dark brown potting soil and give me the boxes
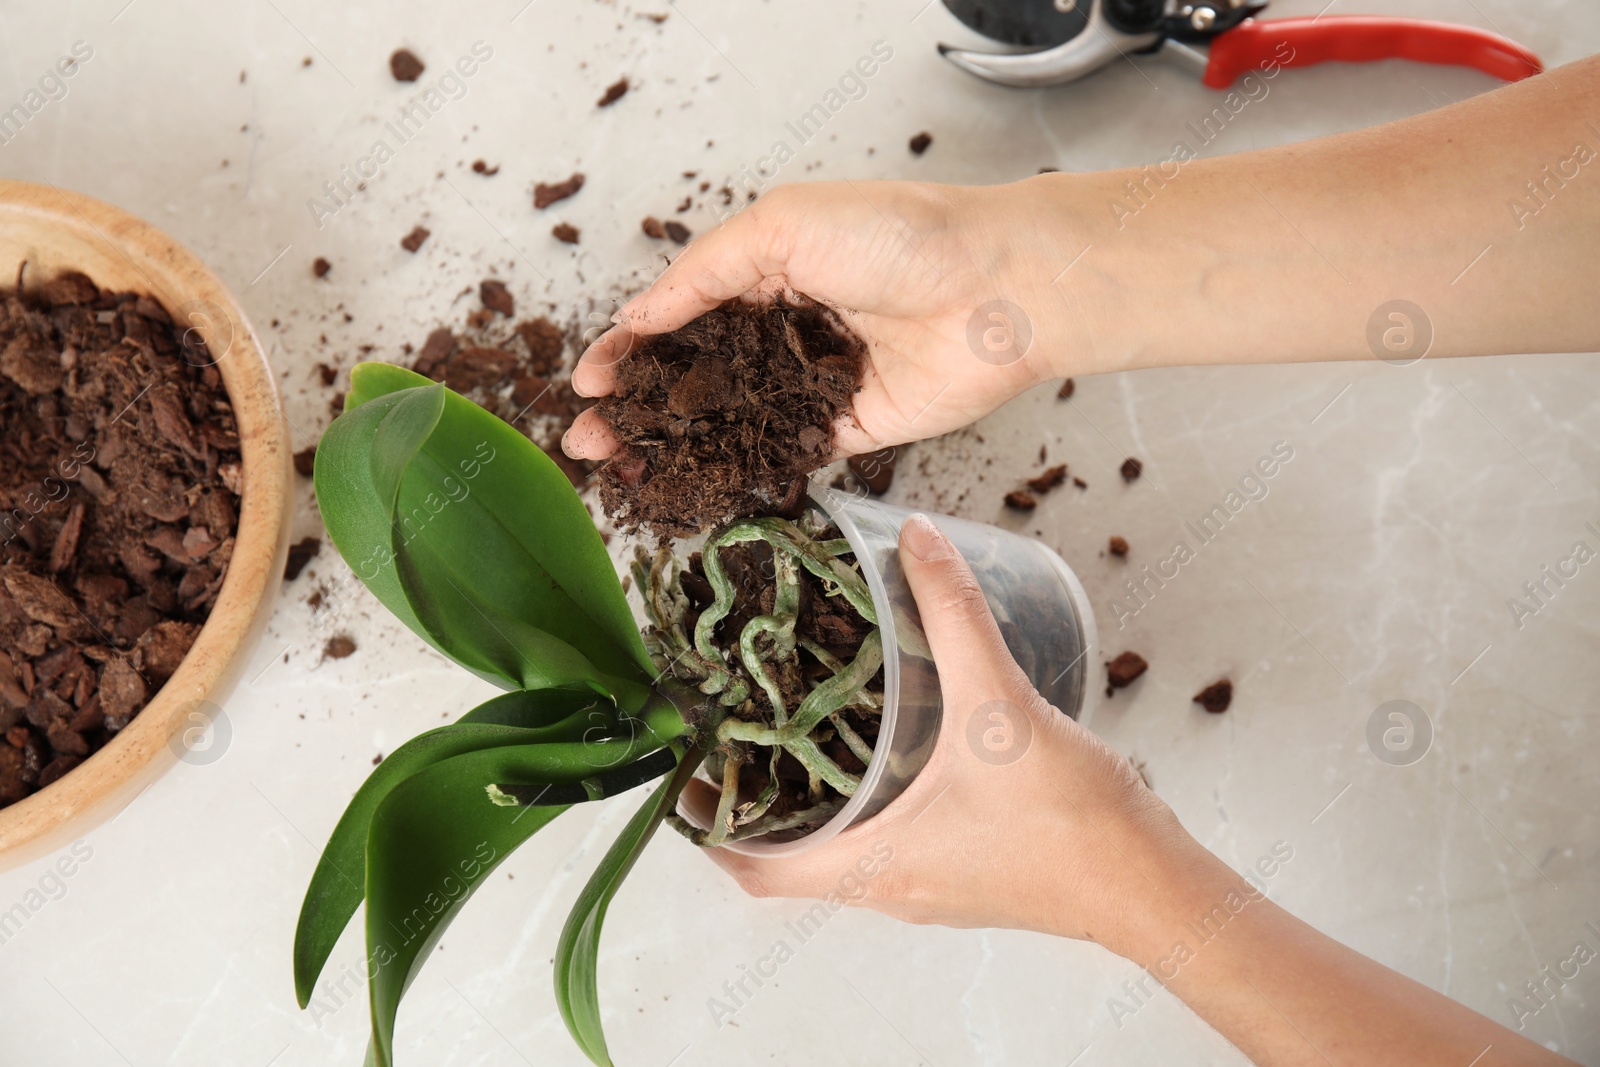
[1106,651,1148,693]
[389,49,425,82]
[479,280,514,318]
[1193,679,1232,713]
[534,173,585,209]
[400,226,430,253]
[0,271,240,808]
[1120,457,1143,482]
[1004,489,1036,511]
[284,537,322,582]
[1108,535,1128,558]
[1027,464,1067,494]
[597,77,629,107]
[593,298,867,540]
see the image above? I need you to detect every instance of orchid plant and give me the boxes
[293,363,885,1065]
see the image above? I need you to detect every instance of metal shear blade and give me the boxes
[938,2,1159,88]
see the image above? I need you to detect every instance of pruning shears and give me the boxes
[938,0,1543,89]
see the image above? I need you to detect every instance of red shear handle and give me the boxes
[1203,16,1543,89]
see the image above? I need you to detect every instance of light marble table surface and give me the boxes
[1,0,1596,1064]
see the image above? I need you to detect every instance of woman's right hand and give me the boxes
[562,180,1086,463]
[697,514,1232,955]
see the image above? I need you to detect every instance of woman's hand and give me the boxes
[697,514,1224,953]
[562,181,1080,463]
[697,517,1581,1067]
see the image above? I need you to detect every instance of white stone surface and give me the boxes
[1,1,1596,1064]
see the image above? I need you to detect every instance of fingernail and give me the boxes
[901,514,950,562]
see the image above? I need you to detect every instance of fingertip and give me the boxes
[573,325,635,397]
[899,513,953,564]
[561,408,619,460]
[570,361,612,398]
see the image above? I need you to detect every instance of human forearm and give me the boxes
[1007,54,1600,376]
[568,55,1600,461]
[1113,860,1577,1067]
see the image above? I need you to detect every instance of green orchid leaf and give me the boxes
[330,362,655,684]
[350,384,631,696]
[365,762,567,1067]
[312,390,446,673]
[554,743,709,1067]
[386,465,649,705]
[367,383,446,515]
[365,729,683,1067]
[293,688,618,1007]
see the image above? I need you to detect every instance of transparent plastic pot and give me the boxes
[676,482,1098,857]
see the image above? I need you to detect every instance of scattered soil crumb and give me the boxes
[1120,457,1143,482]
[284,537,321,581]
[663,220,691,245]
[552,223,580,245]
[323,635,357,660]
[597,77,629,107]
[909,131,932,155]
[641,216,666,239]
[479,280,514,317]
[400,226,430,253]
[312,258,331,278]
[389,49,424,82]
[534,173,585,209]
[1004,489,1037,511]
[293,447,317,478]
[1026,464,1067,494]
[1108,535,1129,558]
[1193,679,1233,714]
[1073,476,1087,489]
[1105,651,1148,694]
[1057,378,1075,399]
[471,160,499,176]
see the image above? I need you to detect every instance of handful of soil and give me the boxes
[0,270,239,807]
[595,297,867,540]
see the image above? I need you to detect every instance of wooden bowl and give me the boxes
[0,180,291,869]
